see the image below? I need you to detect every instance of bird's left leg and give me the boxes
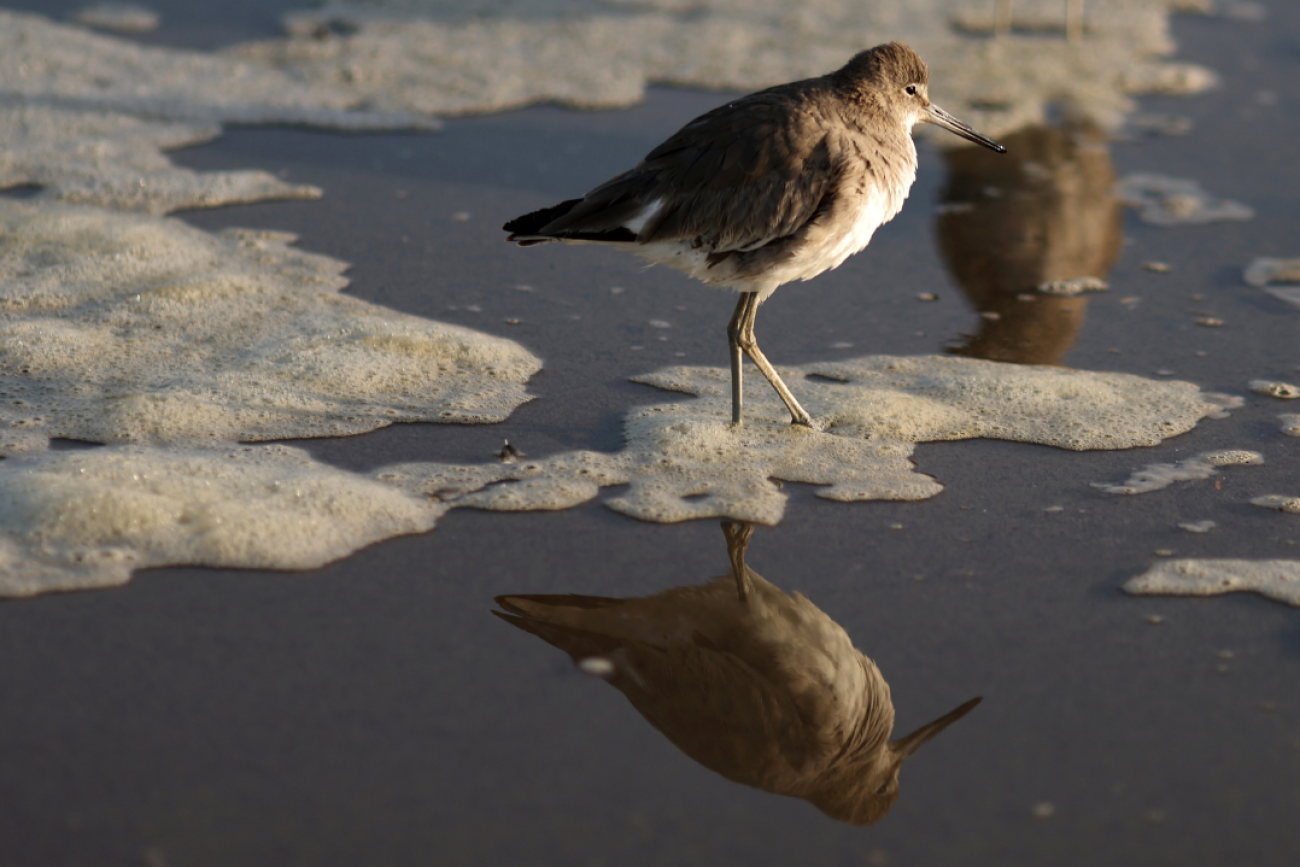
[721,520,754,602]
[734,294,814,427]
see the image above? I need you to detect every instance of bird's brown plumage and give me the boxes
[504,42,1004,427]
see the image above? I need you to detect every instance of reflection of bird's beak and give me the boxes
[924,104,1006,153]
[891,696,983,758]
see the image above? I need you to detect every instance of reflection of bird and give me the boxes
[493,521,980,825]
[937,123,1121,365]
[505,43,1004,428]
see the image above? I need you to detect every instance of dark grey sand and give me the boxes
[2,2,1300,865]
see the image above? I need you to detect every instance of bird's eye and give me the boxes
[905,85,918,96]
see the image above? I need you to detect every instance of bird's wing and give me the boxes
[539,88,844,252]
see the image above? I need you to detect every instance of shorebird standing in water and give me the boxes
[505,42,1005,428]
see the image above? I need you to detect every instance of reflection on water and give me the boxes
[493,522,980,825]
[936,124,1122,365]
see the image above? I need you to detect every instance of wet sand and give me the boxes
[2,2,1299,865]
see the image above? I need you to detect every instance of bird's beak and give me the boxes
[923,104,1006,153]
[890,696,983,759]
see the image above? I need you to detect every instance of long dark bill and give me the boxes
[924,104,1006,153]
[890,696,984,759]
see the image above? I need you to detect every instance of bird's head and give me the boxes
[806,696,982,825]
[836,42,1005,154]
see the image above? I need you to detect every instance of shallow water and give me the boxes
[2,2,1299,865]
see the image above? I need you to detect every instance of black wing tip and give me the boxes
[505,197,642,246]
[503,198,584,236]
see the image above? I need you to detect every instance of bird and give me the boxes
[493,521,981,825]
[504,41,1005,428]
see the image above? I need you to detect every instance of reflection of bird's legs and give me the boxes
[728,291,814,428]
[721,520,754,602]
[1066,0,1084,44]
[995,0,1084,42]
[994,0,1012,37]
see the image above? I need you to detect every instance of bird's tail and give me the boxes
[503,199,582,245]
[492,608,624,662]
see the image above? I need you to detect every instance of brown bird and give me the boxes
[505,42,1004,428]
[493,521,981,825]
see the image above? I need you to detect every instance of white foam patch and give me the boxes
[1116,173,1255,225]
[0,354,1226,595]
[1251,495,1300,515]
[1250,380,1300,400]
[1093,449,1264,494]
[383,408,938,527]
[638,356,1218,450]
[382,356,1218,526]
[1123,559,1300,608]
[227,0,1216,135]
[70,4,160,33]
[0,9,432,130]
[1203,392,1245,420]
[1244,257,1300,289]
[0,444,446,597]
[0,104,321,214]
[1280,415,1300,437]
[0,200,542,451]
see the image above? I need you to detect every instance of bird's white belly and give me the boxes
[800,193,898,279]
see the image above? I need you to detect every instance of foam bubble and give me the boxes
[1116,173,1255,225]
[1093,449,1263,494]
[1037,277,1109,297]
[1244,257,1300,289]
[70,4,160,33]
[1202,393,1245,419]
[1250,380,1300,400]
[0,200,542,451]
[1123,559,1300,607]
[227,1,1216,135]
[1280,415,1300,437]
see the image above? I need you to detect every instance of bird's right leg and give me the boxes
[726,293,749,426]
[734,293,814,427]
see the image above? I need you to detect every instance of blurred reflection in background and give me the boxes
[936,123,1122,365]
[494,522,979,825]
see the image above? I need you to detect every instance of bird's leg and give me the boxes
[994,0,1012,37]
[734,294,814,427]
[726,294,748,427]
[1065,0,1084,44]
[720,520,754,602]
